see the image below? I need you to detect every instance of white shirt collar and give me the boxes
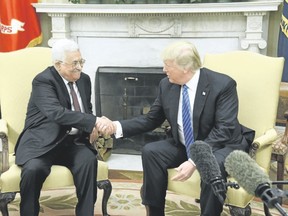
[185,69,200,91]
[61,76,71,86]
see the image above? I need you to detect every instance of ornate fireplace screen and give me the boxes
[95,66,170,155]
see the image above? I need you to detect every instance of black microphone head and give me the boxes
[190,140,221,184]
[224,150,271,195]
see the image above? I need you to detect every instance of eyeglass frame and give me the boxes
[59,59,86,68]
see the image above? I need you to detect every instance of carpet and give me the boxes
[7,170,288,216]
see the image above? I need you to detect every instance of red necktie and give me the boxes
[68,82,81,112]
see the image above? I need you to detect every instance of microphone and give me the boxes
[224,150,288,215]
[190,141,231,205]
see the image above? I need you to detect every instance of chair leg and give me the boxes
[97,179,112,216]
[0,192,17,216]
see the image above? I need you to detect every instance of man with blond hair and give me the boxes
[99,41,254,216]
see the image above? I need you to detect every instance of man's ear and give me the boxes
[183,68,192,74]
[54,61,62,71]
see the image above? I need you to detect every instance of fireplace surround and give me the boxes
[95,66,168,154]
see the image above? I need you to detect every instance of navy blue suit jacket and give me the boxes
[120,67,254,152]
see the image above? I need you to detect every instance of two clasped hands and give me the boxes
[89,116,116,143]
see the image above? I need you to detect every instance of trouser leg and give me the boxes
[141,139,186,216]
[20,158,52,216]
[140,185,165,216]
[60,143,98,216]
[200,181,224,216]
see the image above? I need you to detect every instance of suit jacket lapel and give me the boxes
[51,67,72,109]
[168,84,181,142]
[193,68,210,138]
[170,85,180,125]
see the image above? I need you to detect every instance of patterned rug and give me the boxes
[7,180,288,216]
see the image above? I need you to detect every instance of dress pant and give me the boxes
[19,135,98,216]
[141,139,187,216]
[141,139,232,216]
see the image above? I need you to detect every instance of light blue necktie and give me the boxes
[182,84,194,157]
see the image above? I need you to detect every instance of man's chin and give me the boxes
[71,73,81,81]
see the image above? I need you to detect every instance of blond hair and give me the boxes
[161,41,202,71]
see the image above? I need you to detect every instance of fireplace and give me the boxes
[95,66,169,154]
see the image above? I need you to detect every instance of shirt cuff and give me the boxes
[188,158,196,166]
[114,121,123,138]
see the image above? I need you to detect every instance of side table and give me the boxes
[271,136,288,191]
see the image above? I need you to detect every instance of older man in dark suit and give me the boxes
[15,39,110,216]
[99,41,254,216]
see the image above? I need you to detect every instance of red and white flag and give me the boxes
[0,0,42,52]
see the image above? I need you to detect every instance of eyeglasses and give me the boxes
[60,59,86,68]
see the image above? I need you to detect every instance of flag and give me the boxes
[0,0,42,52]
[278,0,288,82]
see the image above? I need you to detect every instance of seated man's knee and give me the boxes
[142,143,155,158]
[21,160,50,179]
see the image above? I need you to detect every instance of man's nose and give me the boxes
[163,67,167,73]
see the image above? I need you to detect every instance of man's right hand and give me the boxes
[96,116,116,135]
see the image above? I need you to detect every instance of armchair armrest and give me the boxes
[252,128,278,150]
[0,120,8,135]
[250,128,277,172]
[0,119,10,172]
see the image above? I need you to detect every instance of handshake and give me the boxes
[89,116,116,144]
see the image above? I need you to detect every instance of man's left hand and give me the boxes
[171,161,196,182]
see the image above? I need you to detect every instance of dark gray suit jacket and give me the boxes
[15,66,97,165]
[120,67,254,152]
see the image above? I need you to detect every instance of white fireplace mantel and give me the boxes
[34,1,281,14]
[34,1,282,53]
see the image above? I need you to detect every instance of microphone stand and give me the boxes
[271,180,288,186]
[271,180,288,215]
[256,183,288,216]
[274,203,288,216]
[210,178,239,205]
[226,181,240,189]
[271,180,288,205]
